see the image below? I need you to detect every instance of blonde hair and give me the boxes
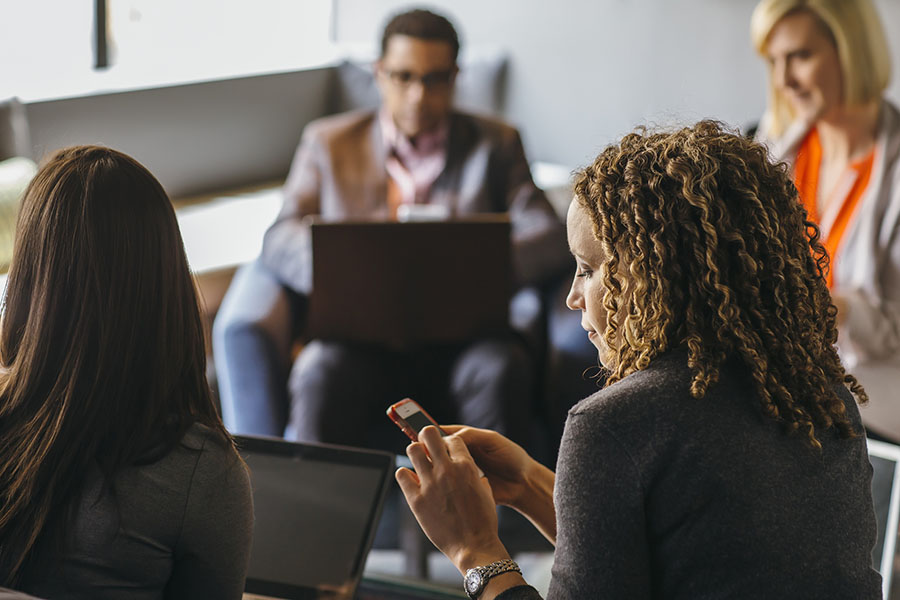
[750,0,891,138]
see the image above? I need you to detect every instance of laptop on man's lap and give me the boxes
[307,216,511,348]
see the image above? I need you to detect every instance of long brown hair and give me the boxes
[0,146,230,583]
[574,121,866,447]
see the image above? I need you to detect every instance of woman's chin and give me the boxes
[589,337,615,370]
[598,353,616,371]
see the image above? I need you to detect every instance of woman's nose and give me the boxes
[566,276,583,311]
[774,58,796,90]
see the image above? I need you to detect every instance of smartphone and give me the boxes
[387,398,447,442]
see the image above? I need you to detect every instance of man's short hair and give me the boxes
[380,9,460,61]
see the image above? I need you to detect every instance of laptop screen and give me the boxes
[867,438,900,600]
[308,218,511,347]
[236,436,394,599]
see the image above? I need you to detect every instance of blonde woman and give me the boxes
[751,0,900,439]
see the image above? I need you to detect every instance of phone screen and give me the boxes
[403,410,442,435]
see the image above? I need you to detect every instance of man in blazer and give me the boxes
[213,9,570,450]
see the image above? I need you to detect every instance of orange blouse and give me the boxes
[793,128,875,288]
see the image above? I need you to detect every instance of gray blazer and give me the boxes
[261,109,570,294]
[756,100,900,437]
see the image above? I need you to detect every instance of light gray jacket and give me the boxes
[758,101,900,438]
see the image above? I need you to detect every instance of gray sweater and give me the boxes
[501,349,881,599]
[20,424,253,600]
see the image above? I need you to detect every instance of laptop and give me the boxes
[867,438,900,599]
[236,435,395,600]
[307,217,511,348]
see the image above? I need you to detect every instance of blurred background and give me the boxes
[2,0,898,196]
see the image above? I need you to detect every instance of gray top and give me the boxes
[20,424,253,600]
[500,349,881,599]
[0,588,40,600]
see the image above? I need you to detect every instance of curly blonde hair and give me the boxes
[574,120,866,447]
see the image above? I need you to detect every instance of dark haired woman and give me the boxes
[395,122,881,598]
[0,146,253,598]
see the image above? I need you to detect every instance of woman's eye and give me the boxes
[576,269,592,279]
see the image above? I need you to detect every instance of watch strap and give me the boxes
[464,558,522,598]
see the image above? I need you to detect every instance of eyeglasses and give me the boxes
[382,68,455,90]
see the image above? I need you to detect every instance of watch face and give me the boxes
[465,570,483,594]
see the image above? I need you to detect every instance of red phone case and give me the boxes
[386,398,446,442]
[387,400,482,477]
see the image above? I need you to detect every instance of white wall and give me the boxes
[24,68,333,199]
[334,0,900,169]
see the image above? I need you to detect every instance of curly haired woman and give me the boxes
[395,122,881,599]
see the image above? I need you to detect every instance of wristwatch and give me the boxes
[463,558,521,598]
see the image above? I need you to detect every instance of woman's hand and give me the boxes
[831,291,849,326]
[395,426,511,573]
[443,425,558,545]
[440,425,537,509]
